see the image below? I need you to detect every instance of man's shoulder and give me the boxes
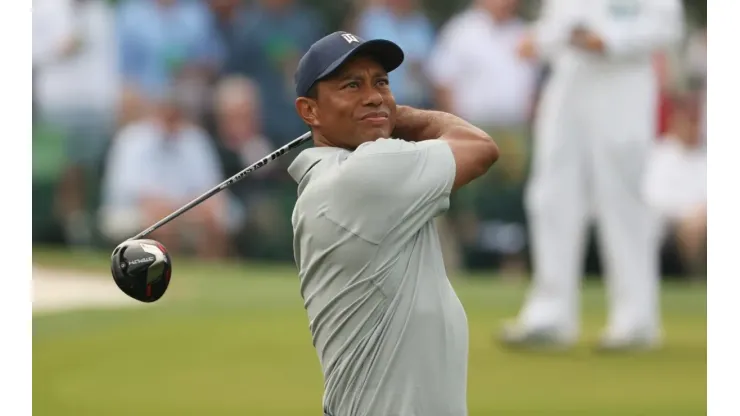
[288,147,348,185]
[352,138,445,158]
[338,139,452,190]
[291,139,451,189]
[353,138,409,155]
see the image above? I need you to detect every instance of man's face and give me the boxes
[217,98,258,146]
[303,56,397,149]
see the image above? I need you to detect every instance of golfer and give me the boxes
[288,31,499,416]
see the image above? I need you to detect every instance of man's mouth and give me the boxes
[360,111,389,123]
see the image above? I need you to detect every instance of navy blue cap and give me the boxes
[294,31,405,98]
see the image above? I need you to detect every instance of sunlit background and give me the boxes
[32,0,707,415]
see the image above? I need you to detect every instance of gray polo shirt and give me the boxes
[288,138,469,416]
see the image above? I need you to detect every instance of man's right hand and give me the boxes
[391,106,499,192]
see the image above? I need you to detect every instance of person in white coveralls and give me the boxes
[501,0,685,350]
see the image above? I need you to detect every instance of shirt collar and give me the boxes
[287,147,347,184]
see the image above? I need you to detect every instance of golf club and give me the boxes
[109,131,313,302]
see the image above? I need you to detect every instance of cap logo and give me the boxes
[341,33,360,44]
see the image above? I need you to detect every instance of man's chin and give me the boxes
[363,126,394,142]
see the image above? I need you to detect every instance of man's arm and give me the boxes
[392,105,499,191]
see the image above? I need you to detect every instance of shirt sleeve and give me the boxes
[600,0,685,60]
[326,139,456,245]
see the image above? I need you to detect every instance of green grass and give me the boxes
[32,246,706,415]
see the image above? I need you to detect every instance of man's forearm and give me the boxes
[392,105,488,142]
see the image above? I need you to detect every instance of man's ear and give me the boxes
[295,97,320,128]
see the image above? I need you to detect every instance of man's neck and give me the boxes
[312,131,331,148]
[312,131,366,151]
[313,135,343,149]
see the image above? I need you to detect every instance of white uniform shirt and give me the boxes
[532,0,685,67]
[427,8,539,127]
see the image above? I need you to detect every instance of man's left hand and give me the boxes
[570,26,606,53]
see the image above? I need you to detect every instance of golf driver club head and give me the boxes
[110,239,172,303]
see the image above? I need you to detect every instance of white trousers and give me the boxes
[517,83,662,339]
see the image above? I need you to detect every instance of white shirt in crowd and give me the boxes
[32,0,73,66]
[427,7,539,127]
[101,119,223,213]
[33,0,119,113]
[643,137,707,222]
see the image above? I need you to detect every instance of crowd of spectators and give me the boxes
[32,0,706,276]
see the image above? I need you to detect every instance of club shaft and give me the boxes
[129,131,313,241]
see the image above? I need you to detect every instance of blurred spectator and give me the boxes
[645,27,706,279]
[643,94,706,279]
[685,28,707,147]
[427,0,539,275]
[33,0,120,247]
[211,76,288,257]
[428,0,538,128]
[116,0,219,119]
[654,52,674,138]
[117,83,151,128]
[235,0,325,145]
[213,76,277,183]
[32,0,76,69]
[353,0,436,108]
[205,0,249,76]
[99,92,230,259]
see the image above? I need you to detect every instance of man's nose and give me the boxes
[362,87,383,107]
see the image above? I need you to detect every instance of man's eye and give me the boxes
[343,81,359,89]
[377,79,389,87]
